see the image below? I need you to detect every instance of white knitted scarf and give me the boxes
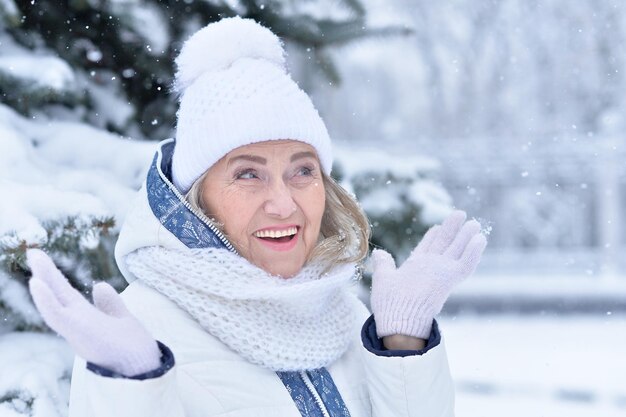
[125,246,359,371]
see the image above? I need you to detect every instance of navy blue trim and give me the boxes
[86,341,175,379]
[159,139,175,180]
[145,140,230,250]
[361,315,441,357]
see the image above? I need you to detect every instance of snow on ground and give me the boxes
[444,272,626,415]
[440,314,626,417]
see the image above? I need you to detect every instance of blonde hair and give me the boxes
[184,171,371,269]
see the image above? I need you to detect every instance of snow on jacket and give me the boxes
[67,139,456,417]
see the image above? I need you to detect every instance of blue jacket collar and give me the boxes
[146,139,236,251]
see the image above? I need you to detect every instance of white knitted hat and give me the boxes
[171,17,333,194]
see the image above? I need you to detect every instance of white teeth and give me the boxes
[255,227,298,239]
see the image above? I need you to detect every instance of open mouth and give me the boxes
[254,226,298,243]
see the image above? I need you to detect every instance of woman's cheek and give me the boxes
[307,186,326,229]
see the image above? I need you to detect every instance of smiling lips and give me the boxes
[254,226,298,239]
[254,226,299,251]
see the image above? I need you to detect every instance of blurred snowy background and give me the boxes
[1,0,625,416]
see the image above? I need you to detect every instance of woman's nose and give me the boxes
[264,181,297,218]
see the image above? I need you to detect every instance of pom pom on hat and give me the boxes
[174,16,286,95]
[172,17,333,194]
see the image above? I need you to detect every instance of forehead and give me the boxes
[226,140,318,159]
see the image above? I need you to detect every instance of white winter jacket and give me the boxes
[67,140,456,417]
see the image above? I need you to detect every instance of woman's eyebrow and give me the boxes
[227,155,267,166]
[290,151,317,162]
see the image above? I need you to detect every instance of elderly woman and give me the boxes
[27,17,486,417]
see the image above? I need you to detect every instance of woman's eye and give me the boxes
[235,169,258,180]
[296,166,313,176]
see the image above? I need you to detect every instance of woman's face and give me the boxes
[201,140,326,278]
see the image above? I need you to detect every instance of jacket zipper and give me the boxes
[155,140,236,253]
[299,371,331,417]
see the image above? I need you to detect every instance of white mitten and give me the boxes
[370,211,487,339]
[27,249,162,376]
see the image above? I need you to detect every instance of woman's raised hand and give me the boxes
[27,249,162,377]
[370,210,487,341]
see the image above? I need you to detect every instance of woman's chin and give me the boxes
[244,242,307,278]
[266,263,304,278]
[253,257,305,278]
